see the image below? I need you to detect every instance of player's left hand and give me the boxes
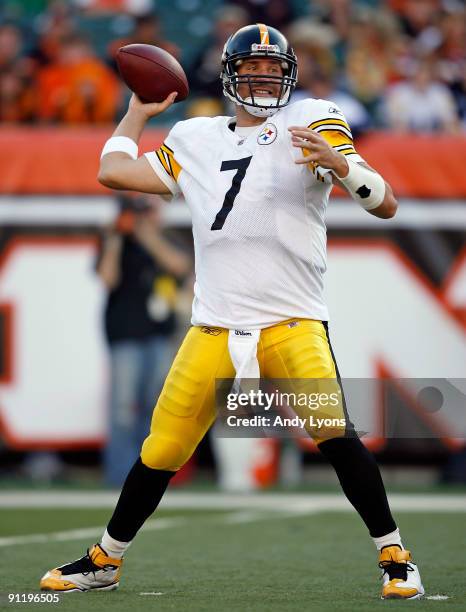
[288,126,349,177]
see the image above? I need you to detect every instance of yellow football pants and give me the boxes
[140,319,347,471]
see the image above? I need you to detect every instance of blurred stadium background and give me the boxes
[0,0,465,606]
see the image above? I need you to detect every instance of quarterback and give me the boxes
[40,24,424,600]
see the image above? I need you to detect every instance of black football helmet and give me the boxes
[221,23,298,117]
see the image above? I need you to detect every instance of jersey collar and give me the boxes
[223,116,266,146]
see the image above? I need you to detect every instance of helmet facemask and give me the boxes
[221,25,298,118]
[222,57,297,117]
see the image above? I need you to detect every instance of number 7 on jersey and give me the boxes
[211,156,252,230]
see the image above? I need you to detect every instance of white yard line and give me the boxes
[0,517,186,547]
[0,491,465,512]
[221,510,284,524]
[0,491,121,508]
[0,509,305,548]
[0,491,465,548]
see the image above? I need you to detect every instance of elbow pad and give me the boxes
[337,159,385,211]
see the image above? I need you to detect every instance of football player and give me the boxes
[40,24,424,600]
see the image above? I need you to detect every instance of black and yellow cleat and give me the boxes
[40,544,122,593]
[379,545,424,600]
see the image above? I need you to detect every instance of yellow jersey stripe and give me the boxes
[169,155,181,180]
[303,118,359,178]
[162,143,174,154]
[315,127,353,144]
[166,152,175,178]
[313,125,353,140]
[156,150,171,176]
[160,143,181,179]
[155,145,182,181]
[312,129,357,158]
[309,118,350,131]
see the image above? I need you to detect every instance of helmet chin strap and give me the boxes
[240,97,280,117]
[223,84,291,118]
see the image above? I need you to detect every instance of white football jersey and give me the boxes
[145,98,363,329]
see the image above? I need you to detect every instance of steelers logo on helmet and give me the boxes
[220,23,298,118]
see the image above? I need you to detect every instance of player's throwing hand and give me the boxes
[128,92,178,120]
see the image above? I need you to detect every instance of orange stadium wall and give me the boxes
[1,128,466,196]
[0,129,465,455]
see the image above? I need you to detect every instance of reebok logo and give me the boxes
[234,330,252,336]
[201,326,222,336]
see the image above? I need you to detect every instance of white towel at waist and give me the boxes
[227,328,261,393]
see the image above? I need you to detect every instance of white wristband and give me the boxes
[100,136,138,160]
[337,158,385,211]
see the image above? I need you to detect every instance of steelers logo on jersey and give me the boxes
[257,123,277,145]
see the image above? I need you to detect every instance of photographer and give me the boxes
[97,194,191,486]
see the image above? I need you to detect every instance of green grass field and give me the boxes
[0,500,465,611]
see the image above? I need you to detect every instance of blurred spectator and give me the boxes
[1,0,464,130]
[186,96,224,119]
[436,8,466,86]
[190,4,249,99]
[0,23,37,122]
[345,8,402,115]
[234,0,294,30]
[384,57,459,132]
[74,0,154,15]
[287,18,338,80]
[390,0,440,41]
[96,194,191,486]
[107,11,179,68]
[288,17,373,132]
[292,67,371,136]
[451,61,466,129]
[37,34,120,123]
[307,0,353,42]
[0,69,36,122]
[32,0,77,65]
[0,23,23,70]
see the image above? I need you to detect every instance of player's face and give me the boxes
[236,58,284,100]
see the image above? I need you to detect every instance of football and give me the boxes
[116,44,189,103]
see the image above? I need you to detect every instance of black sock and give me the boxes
[318,436,396,537]
[107,457,175,542]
